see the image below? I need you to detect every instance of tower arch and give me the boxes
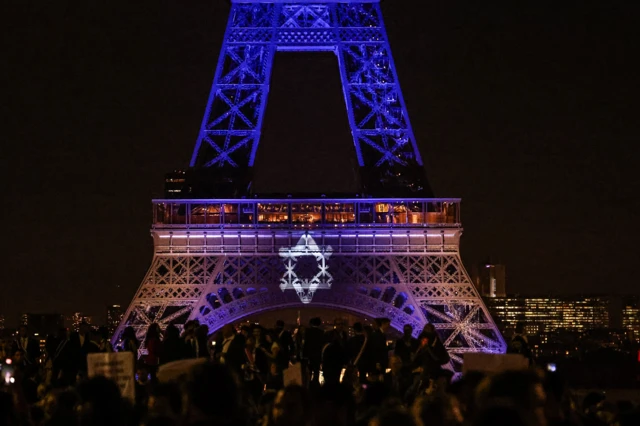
[114,0,507,374]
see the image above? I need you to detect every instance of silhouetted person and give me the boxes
[14,325,40,365]
[394,324,418,367]
[293,325,305,361]
[369,318,391,374]
[96,327,113,352]
[313,382,357,426]
[370,407,418,426]
[413,393,465,426]
[413,328,450,378]
[239,325,250,342]
[76,376,128,426]
[76,322,100,378]
[219,324,245,375]
[44,388,79,426]
[161,324,186,365]
[475,370,547,426]
[507,322,533,365]
[267,385,313,426]
[347,322,368,379]
[21,364,39,404]
[195,325,209,358]
[182,320,200,358]
[52,327,76,387]
[303,317,324,385]
[260,331,283,369]
[0,390,20,426]
[243,336,268,404]
[145,323,163,376]
[322,326,347,386]
[265,362,284,392]
[183,362,246,426]
[383,355,411,400]
[275,319,294,365]
[359,325,378,380]
[119,326,139,354]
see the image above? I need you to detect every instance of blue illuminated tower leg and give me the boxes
[190,2,281,169]
[333,2,427,194]
[188,1,431,196]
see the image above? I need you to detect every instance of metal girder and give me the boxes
[115,246,506,372]
[114,1,506,372]
[190,1,423,177]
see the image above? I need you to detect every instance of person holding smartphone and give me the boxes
[406,325,451,401]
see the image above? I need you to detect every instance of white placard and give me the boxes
[87,352,135,401]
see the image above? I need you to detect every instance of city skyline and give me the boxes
[4,2,637,323]
[2,292,637,329]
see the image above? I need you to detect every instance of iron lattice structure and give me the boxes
[190,0,429,195]
[114,0,507,371]
[114,198,507,371]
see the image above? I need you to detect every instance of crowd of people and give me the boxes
[0,317,638,426]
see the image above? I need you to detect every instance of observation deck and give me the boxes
[151,198,464,254]
[153,198,460,229]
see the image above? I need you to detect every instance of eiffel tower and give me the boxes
[114,0,506,371]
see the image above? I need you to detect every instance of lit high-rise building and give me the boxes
[68,312,92,332]
[106,305,124,334]
[560,297,609,330]
[0,314,5,330]
[622,297,640,342]
[485,296,611,335]
[474,260,506,298]
[483,297,527,332]
[520,298,561,334]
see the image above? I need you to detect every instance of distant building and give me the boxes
[164,170,187,198]
[482,296,529,333]
[106,305,124,334]
[473,260,506,298]
[19,313,65,337]
[562,297,610,330]
[162,168,248,199]
[0,314,4,330]
[68,312,92,332]
[485,295,610,335]
[621,296,640,342]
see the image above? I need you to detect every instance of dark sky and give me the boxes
[3,1,638,326]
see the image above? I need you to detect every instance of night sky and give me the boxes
[3,1,638,326]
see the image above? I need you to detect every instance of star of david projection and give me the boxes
[279,234,333,304]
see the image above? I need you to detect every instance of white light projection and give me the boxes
[279,233,333,303]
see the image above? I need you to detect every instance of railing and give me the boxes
[154,230,461,254]
[152,198,461,229]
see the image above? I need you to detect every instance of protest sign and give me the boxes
[87,352,135,401]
